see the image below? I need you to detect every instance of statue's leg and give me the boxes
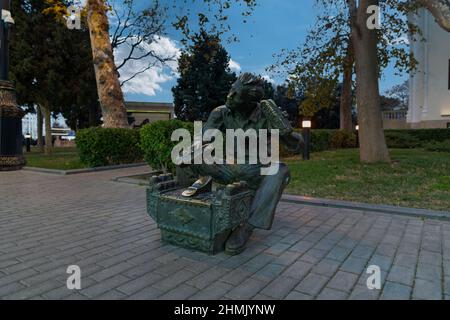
[224,163,290,255]
[247,163,291,230]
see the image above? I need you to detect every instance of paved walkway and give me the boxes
[0,168,449,300]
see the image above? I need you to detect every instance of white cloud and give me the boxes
[262,75,276,85]
[114,36,181,97]
[114,36,244,97]
[229,59,242,72]
[387,35,410,46]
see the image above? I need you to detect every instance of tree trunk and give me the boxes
[351,0,390,163]
[42,106,53,155]
[340,39,354,132]
[89,105,98,127]
[86,0,129,128]
[36,105,44,152]
[418,0,450,32]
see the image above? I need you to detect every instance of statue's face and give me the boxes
[226,80,256,113]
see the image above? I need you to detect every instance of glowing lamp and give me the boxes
[302,120,312,129]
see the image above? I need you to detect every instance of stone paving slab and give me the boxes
[1,168,450,300]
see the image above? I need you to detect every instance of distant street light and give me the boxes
[25,133,31,153]
[0,0,25,171]
[302,119,312,161]
[356,125,360,148]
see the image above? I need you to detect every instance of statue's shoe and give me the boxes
[225,223,254,255]
[181,176,213,197]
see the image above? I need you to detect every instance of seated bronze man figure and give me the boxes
[179,73,303,255]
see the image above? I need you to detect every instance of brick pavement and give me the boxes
[1,168,449,300]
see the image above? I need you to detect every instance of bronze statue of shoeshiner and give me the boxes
[178,73,304,255]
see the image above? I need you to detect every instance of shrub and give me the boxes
[272,127,450,157]
[76,127,143,167]
[140,120,194,173]
[291,129,356,153]
[405,129,450,142]
[385,131,421,149]
[385,129,450,147]
[424,140,450,153]
[282,129,338,157]
[280,143,296,158]
[310,129,335,152]
[330,130,357,149]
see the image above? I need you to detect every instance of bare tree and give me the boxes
[386,81,409,109]
[109,0,176,87]
[85,0,178,128]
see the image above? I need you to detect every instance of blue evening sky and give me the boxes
[124,0,406,103]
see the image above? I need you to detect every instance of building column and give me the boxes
[422,10,430,121]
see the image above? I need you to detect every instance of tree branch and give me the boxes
[417,0,450,32]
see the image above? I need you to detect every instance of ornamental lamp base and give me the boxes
[0,156,25,171]
[0,80,25,172]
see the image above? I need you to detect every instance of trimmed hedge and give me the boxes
[384,131,421,149]
[424,140,450,153]
[309,129,356,152]
[76,127,143,167]
[283,129,356,156]
[385,129,450,149]
[76,126,449,167]
[311,130,334,152]
[140,120,194,173]
[387,129,450,142]
[289,128,450,154]
[330,130,357,149]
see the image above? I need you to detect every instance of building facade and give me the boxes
[408,9,450,129]
[125,102,174,128]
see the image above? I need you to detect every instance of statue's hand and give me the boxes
[177,140,204,166]
[281,131,304,155]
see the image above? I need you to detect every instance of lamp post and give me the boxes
[0,0,25,171]
[355,125,360,148]
[25,133,31,153]
[302,119,312,161]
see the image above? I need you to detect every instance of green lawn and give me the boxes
[285,149,450,211]
[24,147,85,170]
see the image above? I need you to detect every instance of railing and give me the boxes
[382,110,407,120]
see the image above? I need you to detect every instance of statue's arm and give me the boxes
[181,106,226,166]
[260,100,304,154]
[202,106,227,133]
[281,132,304,154]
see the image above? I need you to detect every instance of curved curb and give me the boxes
[281,194,450,221]
[23,163,148,176]
[101,172,450,222]
[112,171,162,186]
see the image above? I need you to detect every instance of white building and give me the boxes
[21,108,68,140]
[408,9,450,129]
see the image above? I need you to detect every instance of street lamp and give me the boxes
[25,133,31,153]
[0,0,25,171]
[302,119,312,161]
[355,125,360,147]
